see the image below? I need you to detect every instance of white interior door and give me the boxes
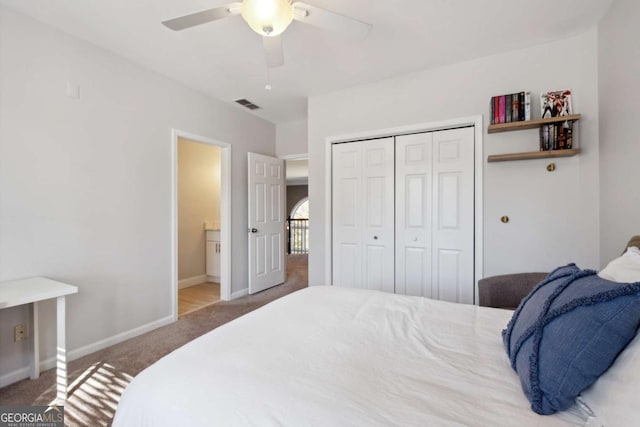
[431,127,475,304]
[332,142,362,288]
[395,132,434,297]
[248,153,285,294]
[361,138,395,292]
[332,138,394,292]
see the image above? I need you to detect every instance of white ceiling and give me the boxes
[0,0,612,124]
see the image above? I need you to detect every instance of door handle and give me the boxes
[249,228,258,233]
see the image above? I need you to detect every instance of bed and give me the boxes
[113,286,601,427]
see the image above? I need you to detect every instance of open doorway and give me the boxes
[171,130,231,320]
[288,197,308,254]
[284,158,309,278]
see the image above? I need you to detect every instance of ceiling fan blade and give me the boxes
[162,3,242,31]
[263,36,284,68]
[292,2,371,39]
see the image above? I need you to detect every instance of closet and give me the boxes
[331,127,475,304]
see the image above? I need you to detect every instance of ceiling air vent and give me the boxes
[234,98,261,110]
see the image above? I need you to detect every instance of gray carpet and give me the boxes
[0,255,308,426]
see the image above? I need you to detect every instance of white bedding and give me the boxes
[113,287,584,426]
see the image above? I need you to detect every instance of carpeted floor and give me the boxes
[0,255,308,426]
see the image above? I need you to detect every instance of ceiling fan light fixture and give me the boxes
[241,0,293,37]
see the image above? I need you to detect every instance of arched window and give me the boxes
[290,197,308,219]
[288,197,309,254]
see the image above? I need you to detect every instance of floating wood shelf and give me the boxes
[487,114,581,134]
[487,148,581,163]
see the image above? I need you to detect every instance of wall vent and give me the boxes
[234,98,261,110]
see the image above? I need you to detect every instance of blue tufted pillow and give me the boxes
[502,263,640,415]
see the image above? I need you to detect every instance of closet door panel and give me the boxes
[333,127,475,302]
[366,177,385,226]
[332,143,362,288]
[433,248,461,302]
[339,178,358,226]
[438,174,460,229]
[395,133,433,297]
[332,138,394,292]
[339,243,359,287]
[406,175,426,227]
[431,127,475,304]
[361,138,395,293]
[403,247,427,296]
[365,245,385,291]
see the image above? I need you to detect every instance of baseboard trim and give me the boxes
[0,315,175,388]
[178,275,208,289]
[206,275,220,283]
[0,367,32,389]
[231,288,248,300]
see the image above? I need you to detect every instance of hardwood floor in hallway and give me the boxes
[178,282,220,317]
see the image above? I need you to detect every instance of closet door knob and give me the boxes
[373,236,378,240]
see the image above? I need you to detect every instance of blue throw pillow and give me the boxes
[502,263,640,415]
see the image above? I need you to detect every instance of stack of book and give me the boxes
[539,122,573,151]
[539,90,573,151]
[490,91,531,125]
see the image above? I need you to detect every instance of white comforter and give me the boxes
[113,286,582,426]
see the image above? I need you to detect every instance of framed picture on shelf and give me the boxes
[540,90,572,118]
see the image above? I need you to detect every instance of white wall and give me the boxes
[0,7,275,385]
[598,0,640,264]
[308,30,600,287]
[276,119,308,157]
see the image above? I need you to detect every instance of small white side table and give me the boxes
[0,277,78,404]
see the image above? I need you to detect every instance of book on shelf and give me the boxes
[539,121,573,151]
[539,125,550,151]
[540,89,572,118]
[558,124,566,149]
[564,121,573,149]
[515,92,523,121]
[490,90,529,125]
[490,95,496,125]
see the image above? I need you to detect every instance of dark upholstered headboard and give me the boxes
[479,235,640,309]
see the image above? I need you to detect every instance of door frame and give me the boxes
[324,115,484,303]
[171,129,232,321]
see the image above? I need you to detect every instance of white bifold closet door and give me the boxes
[332,127,475,304]
[331,137,395,292]
[395,128,474,303]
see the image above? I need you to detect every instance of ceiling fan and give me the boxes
[162,0,372,68]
